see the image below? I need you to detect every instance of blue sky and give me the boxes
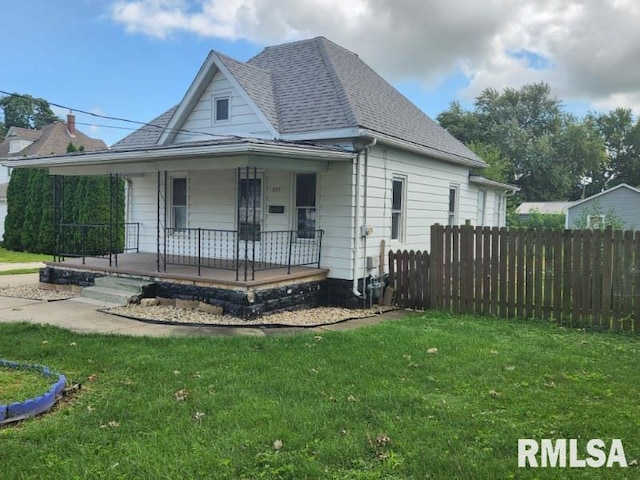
[3,1,639,146]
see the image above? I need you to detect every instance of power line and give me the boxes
[0,90,233,140]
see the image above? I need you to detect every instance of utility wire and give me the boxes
[0,90,353,152]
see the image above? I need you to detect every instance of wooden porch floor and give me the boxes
[47,252,329,289]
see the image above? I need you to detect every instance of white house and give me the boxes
[4,37,517,316]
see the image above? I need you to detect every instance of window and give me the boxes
[476,189,486,226]
[587,214,606,229]
[214,96,230,122]
[391,177,405,241]
[238,176,262,241]
[493,194,502,226]
[448,185,459,226]
[172,177,188,229]
[296,173,316,239]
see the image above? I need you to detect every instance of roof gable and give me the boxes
[568,183,640,210]
[158,51,278,145]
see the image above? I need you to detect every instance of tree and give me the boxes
[589,109,640,192]
[437,83,606,203]
[0,93,59,130]
[2,93,123,254]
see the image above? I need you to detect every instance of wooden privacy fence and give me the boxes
[388,224,640,331]
[387,249,430,309]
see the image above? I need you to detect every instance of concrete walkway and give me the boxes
[0,273,406,338]
[0,262,46,272]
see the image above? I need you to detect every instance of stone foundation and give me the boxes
[39,267,377,319]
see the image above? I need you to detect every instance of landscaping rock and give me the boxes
[156,297,176,307]
[198,302,223,315]
[140,298,160,307]
[175,299,199,310]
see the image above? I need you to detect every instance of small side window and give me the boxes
[448,185,459,226]
[391,177,405,241]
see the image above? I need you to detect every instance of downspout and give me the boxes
[352,136,377,297]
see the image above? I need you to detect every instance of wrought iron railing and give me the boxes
[58,223,140,266]
[164,228,323,281]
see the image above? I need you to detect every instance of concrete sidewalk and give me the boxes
[0,274,405,337]
[0,262,46,272]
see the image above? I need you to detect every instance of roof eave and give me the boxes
[2,142,354,170]
[360,129,487,168]
[469,175,520,193]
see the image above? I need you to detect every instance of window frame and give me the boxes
[391,176,406,242]
[476,189,487,226]
[448,185,459,226]
[170,175,188,231]
[213,94,231,124]
[587,214,606,229]
[295,173,318,240]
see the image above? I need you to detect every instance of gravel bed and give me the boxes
[106,304,396,327]
[0,284,77,302]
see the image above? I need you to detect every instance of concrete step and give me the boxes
[71,295,124,308]
[94,276,152,294]
[80,286,138,306]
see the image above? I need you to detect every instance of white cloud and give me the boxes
[109,0,640,114]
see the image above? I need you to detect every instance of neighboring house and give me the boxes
[515,201,571,223]
[4,37,517,315]
[0,115,107,241]
[566,183,640,230]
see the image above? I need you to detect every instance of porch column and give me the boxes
[157,171,167,272]
[52,175,64,262]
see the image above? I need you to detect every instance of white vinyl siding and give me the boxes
[175,71,271,142]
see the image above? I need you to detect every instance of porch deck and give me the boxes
[45,252,329,290]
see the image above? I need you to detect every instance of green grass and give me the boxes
[0,247,51,263]
[0,314,638,479]
[0,366,55,404]
[0,268,40,276]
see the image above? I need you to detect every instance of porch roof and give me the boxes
[2,137,355,176]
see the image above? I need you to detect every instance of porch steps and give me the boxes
[80,276,154,306]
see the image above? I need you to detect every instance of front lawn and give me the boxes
[0,314,637,479]
[0,247,51,263]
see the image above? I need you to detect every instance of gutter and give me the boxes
[359,128,487,169]
[352,136,377,298]
[2,141,355,169]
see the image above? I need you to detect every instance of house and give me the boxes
[514,201,570,223]
[3,37,517,316]
[566,183,640,230]
[0,116,107,241]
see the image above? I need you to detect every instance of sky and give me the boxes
[2,0,640,147]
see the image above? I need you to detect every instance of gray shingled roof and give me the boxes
[110,37,481,164]
[216,53,279,132]
[248,37,481,163]
[111,106,178,149]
